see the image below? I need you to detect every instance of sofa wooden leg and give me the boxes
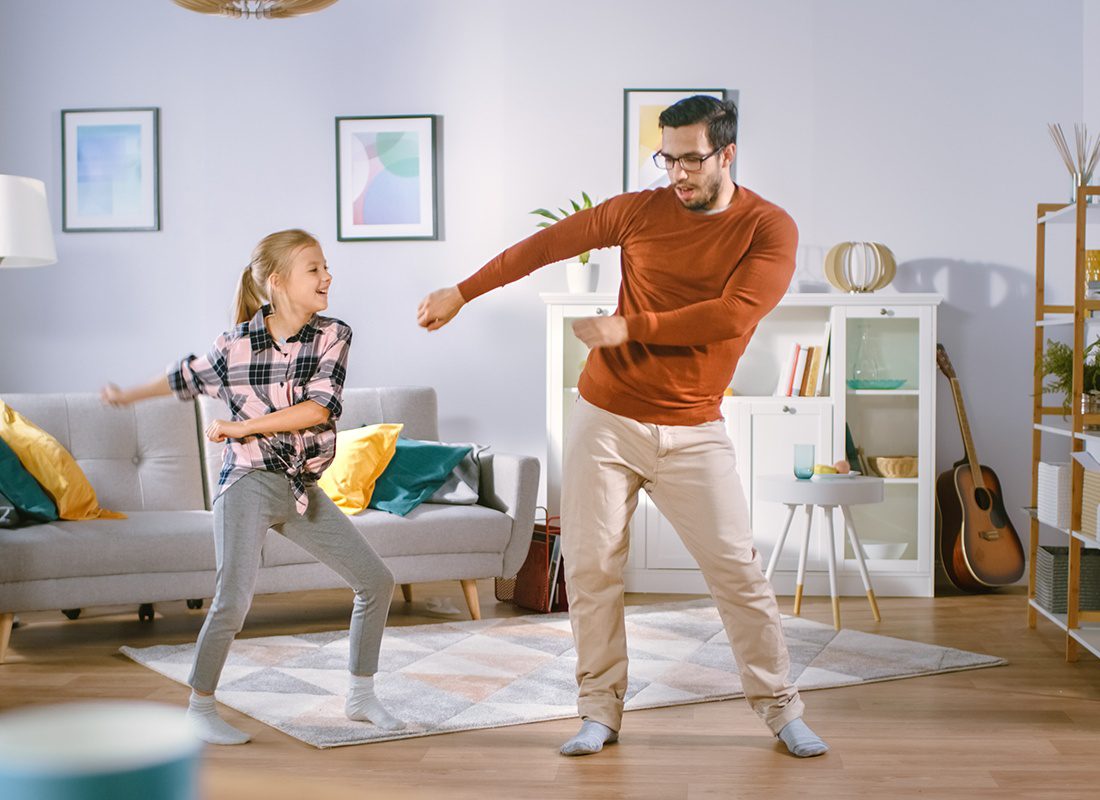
[400,584,413,603]
[459,580,481,620]
[0,613,13,665]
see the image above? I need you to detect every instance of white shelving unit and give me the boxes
[543,291,941,597]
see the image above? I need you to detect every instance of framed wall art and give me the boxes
[61,107,160,232]
[622,89,737,193]
[335,115,440,241]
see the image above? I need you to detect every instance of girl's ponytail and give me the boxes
[233,264,265,325]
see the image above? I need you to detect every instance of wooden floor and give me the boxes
[1,581,1097,800]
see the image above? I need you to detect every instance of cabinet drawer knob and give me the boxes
[879,308,894,316]
[596,307,609,316]
[782,405,795,414]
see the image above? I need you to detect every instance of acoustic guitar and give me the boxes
[935,344,1026,591]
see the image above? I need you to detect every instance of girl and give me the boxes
[103,229,402,745]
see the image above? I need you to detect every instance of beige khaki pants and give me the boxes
[561,397,804,734]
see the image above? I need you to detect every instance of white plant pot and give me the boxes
[565,261,599,293]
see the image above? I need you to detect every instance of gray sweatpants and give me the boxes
[189,470,395,693]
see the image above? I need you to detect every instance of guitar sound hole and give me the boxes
[974,488,992,511]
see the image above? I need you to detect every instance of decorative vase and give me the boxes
[823,242,896,293]
[566,261,599,293]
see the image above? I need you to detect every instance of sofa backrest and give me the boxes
[2,393,208,512]
[196,387,439,509]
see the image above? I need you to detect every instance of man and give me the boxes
[417,95,827,759]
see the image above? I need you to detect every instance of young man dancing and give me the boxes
[417,96,827,759]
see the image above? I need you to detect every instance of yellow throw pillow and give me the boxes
[319,423,404,515]
[0,400,125,521]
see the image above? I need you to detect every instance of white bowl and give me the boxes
[861,541,908,559]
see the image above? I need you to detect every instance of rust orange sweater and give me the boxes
[458,186,798,426]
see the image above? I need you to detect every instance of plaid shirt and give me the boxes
[168,306,351,513]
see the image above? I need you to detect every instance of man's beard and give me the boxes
[675,170,723,211]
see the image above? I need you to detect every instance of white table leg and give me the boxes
[793,504,814,616]
[822,505,841,630]
[842,505,881,622]
[765,504,798,582]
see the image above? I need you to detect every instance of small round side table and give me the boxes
[756,474,886,630]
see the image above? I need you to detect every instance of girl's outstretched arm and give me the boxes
[204,399,330,443]
[101,375,172,407]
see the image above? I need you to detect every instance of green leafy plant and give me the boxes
[1041,337,1100,411]
[530,192,596,265]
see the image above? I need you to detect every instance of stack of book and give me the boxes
[774,322,831,397]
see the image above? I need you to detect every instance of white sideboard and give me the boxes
[543,291,941,597]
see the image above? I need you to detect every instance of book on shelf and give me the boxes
[774,343,801,396]
[816,321,832,396]
[790,347,809,397]
[802,346,822,397]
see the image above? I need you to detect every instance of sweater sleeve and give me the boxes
[457,199,628,302]
[622,210,798,346]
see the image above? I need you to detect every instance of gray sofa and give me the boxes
[0,387,539,663]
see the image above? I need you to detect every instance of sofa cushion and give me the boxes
[428,444,487,505]
[0,436,57,522]
[369,439,472,516]
[261,502,512,567]
[318,423,403,514]
[0,511,216,582]
[1,394,207,512]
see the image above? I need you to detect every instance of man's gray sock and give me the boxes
[560,719,618,756]
[777,718,828,757]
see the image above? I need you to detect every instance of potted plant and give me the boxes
[531,192,600,293]
[1041,337,1100,426]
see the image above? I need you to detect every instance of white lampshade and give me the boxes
[0,174,57,268]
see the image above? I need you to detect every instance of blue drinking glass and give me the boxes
[793,444,815,480]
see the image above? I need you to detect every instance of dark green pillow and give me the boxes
[0,436,58,522]
[369,439,472,516]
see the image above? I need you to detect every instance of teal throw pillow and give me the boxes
[0,436,58,523]
[369,439,473,516]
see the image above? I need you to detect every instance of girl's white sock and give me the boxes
[186,691,250,745]
[346,674,406,731]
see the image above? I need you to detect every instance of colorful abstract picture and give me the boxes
[336,115,439,240]
[61,108,160,232]
[622,89,734,193]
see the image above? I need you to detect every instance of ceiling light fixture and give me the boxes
[171,0,339,19]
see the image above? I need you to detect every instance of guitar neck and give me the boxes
[949,376,985,488]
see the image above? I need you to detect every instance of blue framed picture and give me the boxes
[61,107,160,232]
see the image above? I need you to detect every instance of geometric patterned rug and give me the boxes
[120,599,1005,749]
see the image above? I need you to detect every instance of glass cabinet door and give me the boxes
[831,304,935,581]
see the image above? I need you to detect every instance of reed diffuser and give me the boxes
[1048,123,1100,202]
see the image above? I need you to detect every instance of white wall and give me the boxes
[0,0,1086,536]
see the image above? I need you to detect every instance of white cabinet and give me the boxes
[543,292,940,597]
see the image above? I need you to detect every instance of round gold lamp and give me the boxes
[171,0,339,18]
[823,241,896,293]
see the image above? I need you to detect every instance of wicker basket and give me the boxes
[1034,546,1100,614]
[868,455,918,479]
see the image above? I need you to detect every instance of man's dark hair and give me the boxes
[658,95,738,149]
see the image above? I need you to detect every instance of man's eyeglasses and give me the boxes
[652,148,721,172]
